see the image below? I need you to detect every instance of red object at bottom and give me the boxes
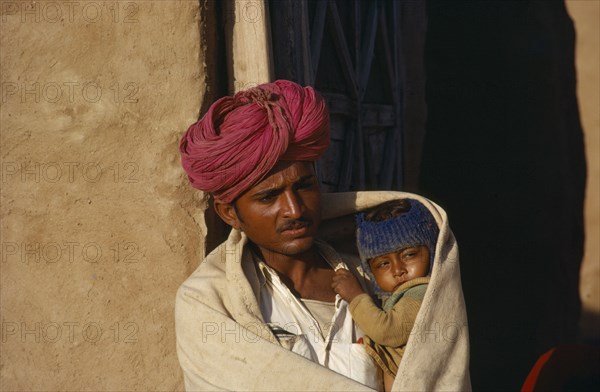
[521,345,600,392]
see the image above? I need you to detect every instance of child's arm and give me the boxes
[348,293,422,347]
[332,269,425,347]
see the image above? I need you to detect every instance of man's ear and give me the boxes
[214,201,241,230]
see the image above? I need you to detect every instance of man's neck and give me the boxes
[252,243,336,302]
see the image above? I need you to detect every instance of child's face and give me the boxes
[368,246,430,293]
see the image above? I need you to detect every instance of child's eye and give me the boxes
[401,247,420,259]
[377,261,390,268]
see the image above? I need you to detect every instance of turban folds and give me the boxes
[179,80,330,203]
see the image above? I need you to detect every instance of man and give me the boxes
[176,80,470,391]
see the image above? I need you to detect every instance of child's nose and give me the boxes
[392,261,406,276]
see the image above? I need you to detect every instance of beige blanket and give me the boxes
[175,191,471,391]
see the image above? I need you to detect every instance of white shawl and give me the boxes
[175,191,471,391]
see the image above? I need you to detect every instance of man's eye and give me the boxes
[377,261,390,268]
[258,194,276,202]
[296,181,315,190]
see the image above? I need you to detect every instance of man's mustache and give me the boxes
[277,219,312,233]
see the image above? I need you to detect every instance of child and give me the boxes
[332,198,439,392]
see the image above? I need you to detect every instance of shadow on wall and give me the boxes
[419,1,587,390]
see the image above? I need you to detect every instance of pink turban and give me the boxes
[179,80,330,203]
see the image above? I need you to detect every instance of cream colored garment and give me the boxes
[256,255,381,389]
[175,191,471,391]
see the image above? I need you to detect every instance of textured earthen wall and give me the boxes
[0,1,204,389]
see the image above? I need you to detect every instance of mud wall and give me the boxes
[1,1,205,389]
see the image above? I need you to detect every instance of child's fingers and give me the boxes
[332,270,351,284]
[331,274,344,285]
[331,279,344,292]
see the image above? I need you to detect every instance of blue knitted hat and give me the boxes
[356,199,439,280]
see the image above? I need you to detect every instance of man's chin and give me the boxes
[279,237,315,256]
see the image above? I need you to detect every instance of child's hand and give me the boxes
[332,269,366,303]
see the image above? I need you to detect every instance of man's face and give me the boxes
[368,246,430,293]
[216,161,322,261]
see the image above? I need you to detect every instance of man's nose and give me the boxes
[281,190,302,219]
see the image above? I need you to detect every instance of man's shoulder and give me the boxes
[175,231,260,315]
[176,242,231,308]
[183,242,227,279]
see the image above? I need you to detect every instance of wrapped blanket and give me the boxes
[175,191,471,391]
